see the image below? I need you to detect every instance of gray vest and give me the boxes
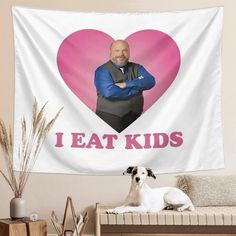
[96,61,144,117]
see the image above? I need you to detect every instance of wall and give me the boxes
[1,0,236,234]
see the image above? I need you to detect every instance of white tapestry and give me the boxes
[12,6,224,174]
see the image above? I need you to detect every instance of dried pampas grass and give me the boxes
[0,99,62,197]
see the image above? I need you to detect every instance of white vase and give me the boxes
[10,197,26,219]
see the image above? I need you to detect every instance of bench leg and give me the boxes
[95,203,101,236]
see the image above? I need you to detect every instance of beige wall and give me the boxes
[1,0,236,234]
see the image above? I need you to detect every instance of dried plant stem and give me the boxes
[0,99,62,197]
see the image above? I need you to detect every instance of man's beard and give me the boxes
[112,57,128,67]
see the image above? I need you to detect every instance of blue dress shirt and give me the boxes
[94,63,156,100]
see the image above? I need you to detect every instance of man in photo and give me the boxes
[94,39,156,132]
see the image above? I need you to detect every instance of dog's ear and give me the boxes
[123,166,135,175]
[146,168,156,179]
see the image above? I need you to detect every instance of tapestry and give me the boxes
[12,6,224,174]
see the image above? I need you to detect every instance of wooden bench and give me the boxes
[95,203,236,235]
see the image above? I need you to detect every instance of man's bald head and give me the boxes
[110,40,129,50]
[110,40,130,67]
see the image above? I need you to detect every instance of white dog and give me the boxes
[107,166,195,214]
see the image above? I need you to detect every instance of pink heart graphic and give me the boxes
[57,29,180,114]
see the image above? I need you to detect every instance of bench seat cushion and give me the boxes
[98,205,236,226]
